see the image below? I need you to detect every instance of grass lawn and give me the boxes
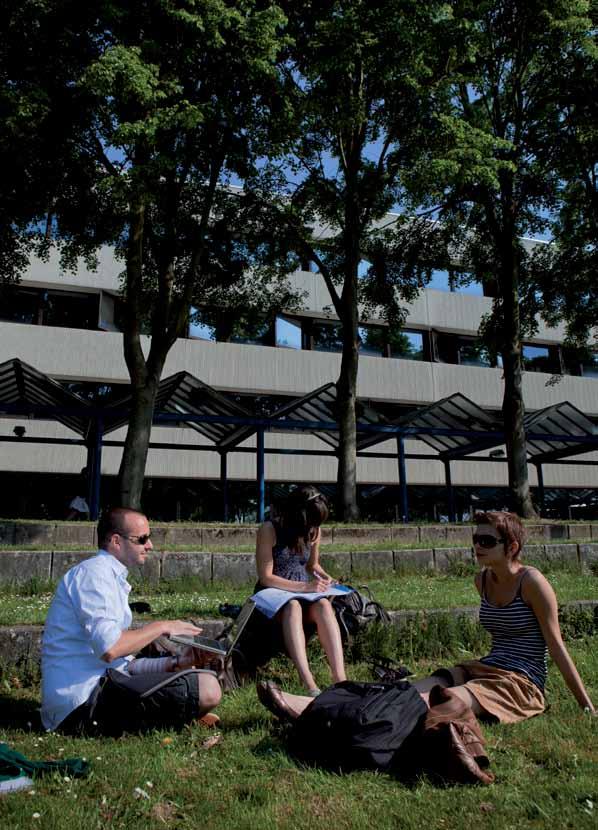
[0,571,595,626]
[0,639,596,830]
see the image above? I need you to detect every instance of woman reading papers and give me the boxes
[254,486,347,696]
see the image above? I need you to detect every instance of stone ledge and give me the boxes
[2,520,594,551]
[0,541,594,584]
[3,600,596,672]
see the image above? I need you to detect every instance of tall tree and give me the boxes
[2,0,293,508]
[533,12,598,346]
[249,0,455,519]
[429,0,595,516]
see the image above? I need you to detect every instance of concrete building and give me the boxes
[1,242,597,521]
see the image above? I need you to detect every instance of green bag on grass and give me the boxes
[0,742,89,793]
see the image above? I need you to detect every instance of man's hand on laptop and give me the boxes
[161,620,203,638]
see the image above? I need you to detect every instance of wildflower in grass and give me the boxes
[134,786,151,800]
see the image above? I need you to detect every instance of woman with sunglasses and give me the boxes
[254,485,347,696]
[413,510,595,722]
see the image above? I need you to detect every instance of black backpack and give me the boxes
[331,586,391,642]
[287,680,427,772]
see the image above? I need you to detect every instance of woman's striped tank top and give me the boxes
[479,569,548,691]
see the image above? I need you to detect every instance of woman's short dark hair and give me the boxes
[279,485,329,550]
[474,510,526,558]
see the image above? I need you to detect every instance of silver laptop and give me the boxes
[169,599,256,657]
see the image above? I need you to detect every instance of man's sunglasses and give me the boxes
[117,532,152,545]
[473,533,505,549]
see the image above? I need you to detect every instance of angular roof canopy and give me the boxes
[0,358,91,436]
[524,401,598,462]
[263,383,392,451]
[1,359,596,465]
[102,371,254,447]
[390,393,502,458]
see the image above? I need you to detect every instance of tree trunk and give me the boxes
[500,243,537,518]
[336,212,361,521]
[118,373,161,509]
[336,318,360,521]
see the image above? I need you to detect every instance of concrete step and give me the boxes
[0,543,597,586]
[1,520,596,550]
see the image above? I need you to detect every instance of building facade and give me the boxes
[1,244,597,521]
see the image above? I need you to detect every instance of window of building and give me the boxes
[0,286,99,330]
[275,316,302,349]
[358,325,386,356]
[581,353,598,378]
[0,287,41,324]
[312,320,343,352]
[230,316,272,347]
[389,329,425,360]
[563,345,598,379]
[43,290,98,330]
[522,344,558,373]
[188,307,216,341]
[457,338,495,367]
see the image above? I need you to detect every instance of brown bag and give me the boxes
[419,689,495,785]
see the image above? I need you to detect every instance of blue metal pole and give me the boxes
[535,462,545,517]
[88,415,103,521]
[396,436,409,523]
[444,458,456,522]
[220,451,229,522]
[257,428,265,522]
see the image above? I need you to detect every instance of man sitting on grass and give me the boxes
[41,507,221,735]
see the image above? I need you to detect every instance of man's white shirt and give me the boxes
[41,550,132,730]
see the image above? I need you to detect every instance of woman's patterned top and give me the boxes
[270,521,311,583]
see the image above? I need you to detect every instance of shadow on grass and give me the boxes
[0,691,42,731]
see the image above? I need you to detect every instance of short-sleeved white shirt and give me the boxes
[41,550,132,730]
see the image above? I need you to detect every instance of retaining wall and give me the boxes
[3,600,597,674]
[1,543,597,586]
[1,520,597,549]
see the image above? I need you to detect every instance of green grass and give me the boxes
[0,639,596,830]
[0,571,595,627]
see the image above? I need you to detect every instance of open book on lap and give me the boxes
[251,585,353,619]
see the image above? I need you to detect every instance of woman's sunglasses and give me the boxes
[472,533,505,549]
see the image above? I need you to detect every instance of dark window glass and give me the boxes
[565,345,598,379]
[358,325,385,356]
[457,339,493,367]
[61,381,128,404]
[0,286,98,329]
[43,291,98,329]
[522,344,557,373]
[582,353,598,379]
[312,321,343,352]
[0,287,41,324]
[230,317,272,346]
[389,330,424,360]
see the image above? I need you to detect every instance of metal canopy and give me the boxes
[524,401,598,462]
[0,358,91,436]
[264,382,392,451]
[102,371,254,447]
[393,393,502,458]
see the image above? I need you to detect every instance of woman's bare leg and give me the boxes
[305,599,347,684]
[413,667,466,705]
[279,600,318,691]
[273,689,314,717]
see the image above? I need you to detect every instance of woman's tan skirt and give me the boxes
[453,660,545,724]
